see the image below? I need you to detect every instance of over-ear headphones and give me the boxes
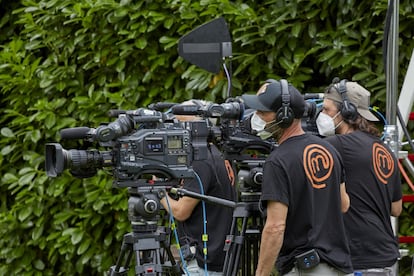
[276,79,294,128]
[332,78,358,122]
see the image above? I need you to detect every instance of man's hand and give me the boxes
[157,189,167,199]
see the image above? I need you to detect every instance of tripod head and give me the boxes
[125,179,180,232]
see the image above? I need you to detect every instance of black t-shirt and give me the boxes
[325,131,402,269]
[260,133,353,274]
[178,144,236,272]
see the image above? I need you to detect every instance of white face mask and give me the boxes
[251,112,267,132]
[316,112,342,136]
[251,112,281,140]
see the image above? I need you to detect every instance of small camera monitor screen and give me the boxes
[145,138,164,153]
[167,136,183,149]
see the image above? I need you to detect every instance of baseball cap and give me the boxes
[241,81,305,119]
[324,81,379,121]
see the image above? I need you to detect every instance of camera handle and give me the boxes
[169,187,237,209]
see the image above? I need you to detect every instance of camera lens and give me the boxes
[45,143,65,177]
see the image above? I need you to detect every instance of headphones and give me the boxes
[332,78,358,122]
[266,79,294,128]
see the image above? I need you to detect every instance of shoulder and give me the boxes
[302,133,339,149]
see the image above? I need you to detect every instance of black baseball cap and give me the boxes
[241,81,305,119]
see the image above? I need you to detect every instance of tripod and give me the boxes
[108,187,181,276]
[223,199,263,276]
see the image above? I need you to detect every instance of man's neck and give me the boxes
[278,121,305,144]
[337,122,354,134]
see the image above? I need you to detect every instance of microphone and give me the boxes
[60,127,94,140]
[171,104,201,115]
[107,109,126,117]
[148,102,177,111]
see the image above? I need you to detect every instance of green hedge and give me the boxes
[1,0,414,274]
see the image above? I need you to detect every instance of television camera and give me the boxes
[45,108,206,182]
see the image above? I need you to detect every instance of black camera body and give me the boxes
[113,127,194,181]
[45,109,211,184]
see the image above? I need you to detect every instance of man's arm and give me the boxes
[160,195,199,221]
[391,199,402,217]
[255,201,288,276]
[340,182,350,213]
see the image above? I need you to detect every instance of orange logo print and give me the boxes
[224,160,236,186]
[303,144,334,189]
[372,143,394,184]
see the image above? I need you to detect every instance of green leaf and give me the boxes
[54,211,74,225]
[32,224,44,240]
[292,24,301,38]
[44,114,56,129]
[19,172,36,186]
[18,207,32,221]
[1,145,15,155]
[1,127,15,137]
[33,259,45,270]
[135,37,147,49]
[308,22,317,38]
[77,238,91,255]
[71,228,84,245]
[116,59,126,73]
[104,233,112,246]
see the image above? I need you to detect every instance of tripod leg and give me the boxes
[223,216,238,275]
[231,216,249,276]
[223,203,263,276]
[242,228,260,276]
[109,233,134,276]
[223,204,250,276]
[131,230,181,276]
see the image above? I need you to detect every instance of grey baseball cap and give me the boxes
[324,81,379,121]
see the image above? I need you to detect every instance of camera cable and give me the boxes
[164,195,191,275]
[164,172,209,276]
[194,171,209,276]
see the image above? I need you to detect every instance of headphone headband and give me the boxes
[277,79,294,128]
[332,78,358,122]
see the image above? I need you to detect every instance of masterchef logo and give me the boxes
[372,142,394,184]
[224,159,235,186]
[303,144,334,189]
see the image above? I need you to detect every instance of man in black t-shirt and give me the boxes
[242,79,353,275]
[160,100,237,275]
[316,79,402,275]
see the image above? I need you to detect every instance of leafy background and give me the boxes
[1,0,414,275]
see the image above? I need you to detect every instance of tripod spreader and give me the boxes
[169,187,237,209]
